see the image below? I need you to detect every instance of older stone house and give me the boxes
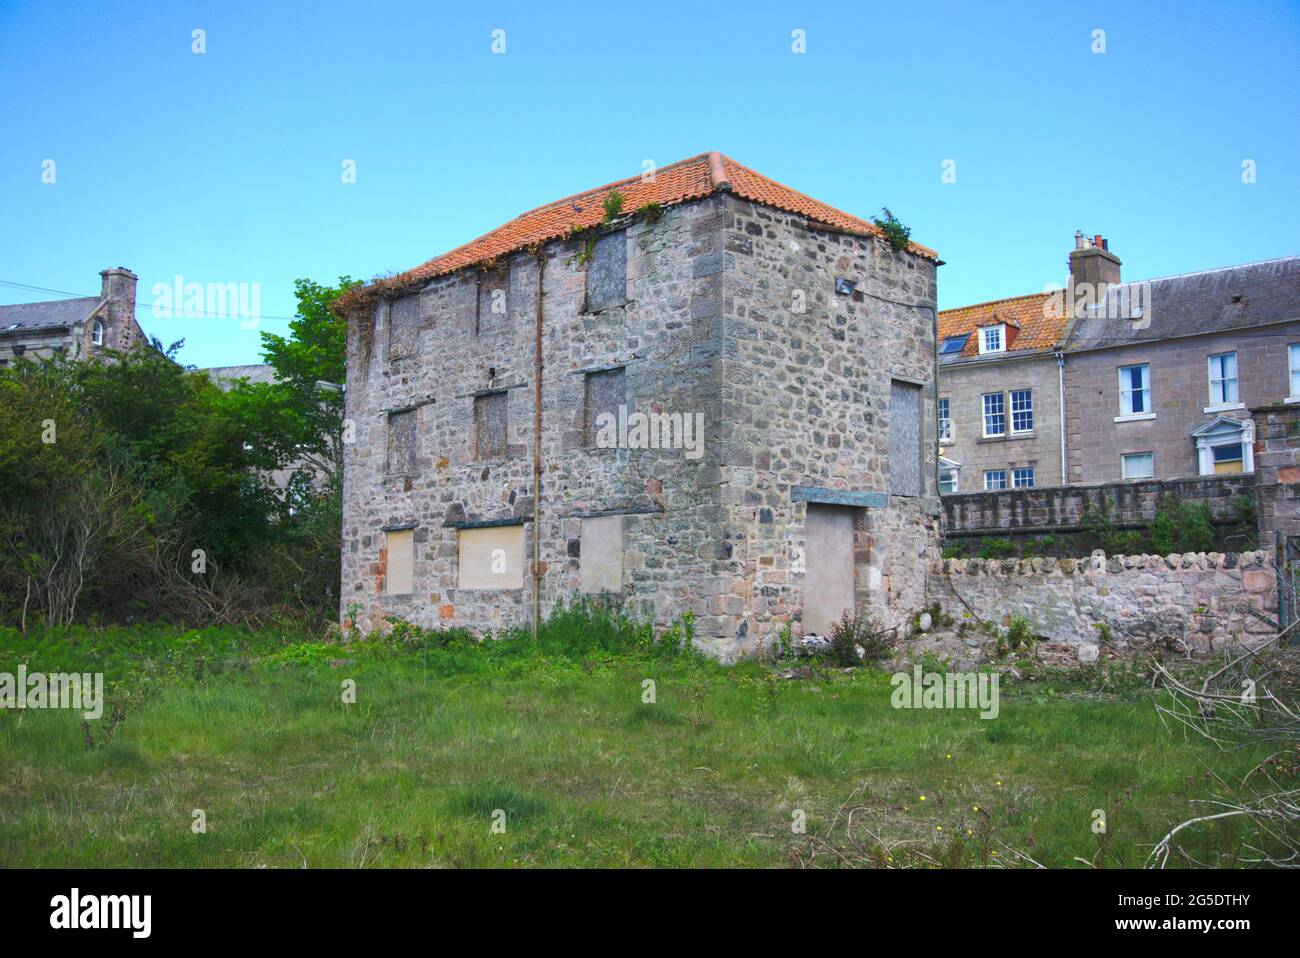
[0,268,146,365]
[335,153,942,658]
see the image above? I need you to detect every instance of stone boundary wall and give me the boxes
[943,474,1255,538]
[928,550,1276,653]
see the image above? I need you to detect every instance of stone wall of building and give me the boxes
[718,194,941,645]
[1251,402,1300,570]
[341,196,730,644]
[929,550,1277,652]
[937,353,1065,492]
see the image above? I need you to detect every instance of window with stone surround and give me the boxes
[1012,467,1035,488]
[1118,364,1151,416]
[1121,452,1154,480]
[1208,352,1239,406]
[386,409,416,476]
[982,392,1005,437]
[1289,344,1300,400]
[938,397,952,444]
[1010,389,1033,433]
[474,391,508,460]
[984,469,1008,491]
[584,366,626,447]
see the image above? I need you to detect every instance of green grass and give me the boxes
[0,615,1278,868]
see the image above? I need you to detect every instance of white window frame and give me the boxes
[983,469,1008,491]
[92,318,104,346]
[978,324,1005,355]
[938,398,952,444]
[1012,467,1035,488]
[1116,364,1153,421]
[1206,351,1241,410]
[938,456,961,495]
[1010,388,1033,434]
[1195,420,1254,476]
[1121,452,1155,480]
[982,392,1006,438]
[1287,343,1300,403]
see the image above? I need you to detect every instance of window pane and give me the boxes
[1211,443,1242,463]
[1011,389,1033,432]
[983,393,1005,436]
[1012,467,1035,488]
[983,470,1007,490]
[1122,453,1154,479]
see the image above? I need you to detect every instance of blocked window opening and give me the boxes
[386,409,416,476]
[388,295,419,360]
[584,367,626,447]
[586,231,627,312]
[457,524,525,590]
[385,529,414,595]
[889,379,923,497]
[579,515,624,593]
[477,269,509,336]
[474,391,508,460]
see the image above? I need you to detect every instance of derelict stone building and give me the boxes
[336,153,942,658]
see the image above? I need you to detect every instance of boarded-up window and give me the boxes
[580,515,624,593]
[385,529,414,595]
[586,231,627,312]
[388,295,419,359]
[386,409,416,475]
[889,380,923,497]
[458,524,525,590]
[474,391,508,460]
[584,367,626,446]
[804,505,855,634]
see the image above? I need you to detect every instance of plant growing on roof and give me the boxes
[638,201,662,223]
[872,207,912,252]
[602,188,625,222]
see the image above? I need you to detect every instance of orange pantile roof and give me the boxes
[336,152,938,313]
[937,290,1068,359]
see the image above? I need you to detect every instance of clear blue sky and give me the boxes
[2,0,1296,368]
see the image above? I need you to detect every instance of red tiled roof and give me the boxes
[341,153,938,311]
[937,290,1068,358]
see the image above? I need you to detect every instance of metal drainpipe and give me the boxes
[532,250,545,641]
[1056,349,1067,482]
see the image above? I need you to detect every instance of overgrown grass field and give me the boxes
[0,611,1275,867]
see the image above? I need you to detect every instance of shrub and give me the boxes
[828,610,893,666]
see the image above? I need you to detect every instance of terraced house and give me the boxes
[334,153,943,657]
[938,236,1300,491]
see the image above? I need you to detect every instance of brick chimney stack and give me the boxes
[1068,233,1121,314]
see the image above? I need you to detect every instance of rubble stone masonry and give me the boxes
[340,192,942,659]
